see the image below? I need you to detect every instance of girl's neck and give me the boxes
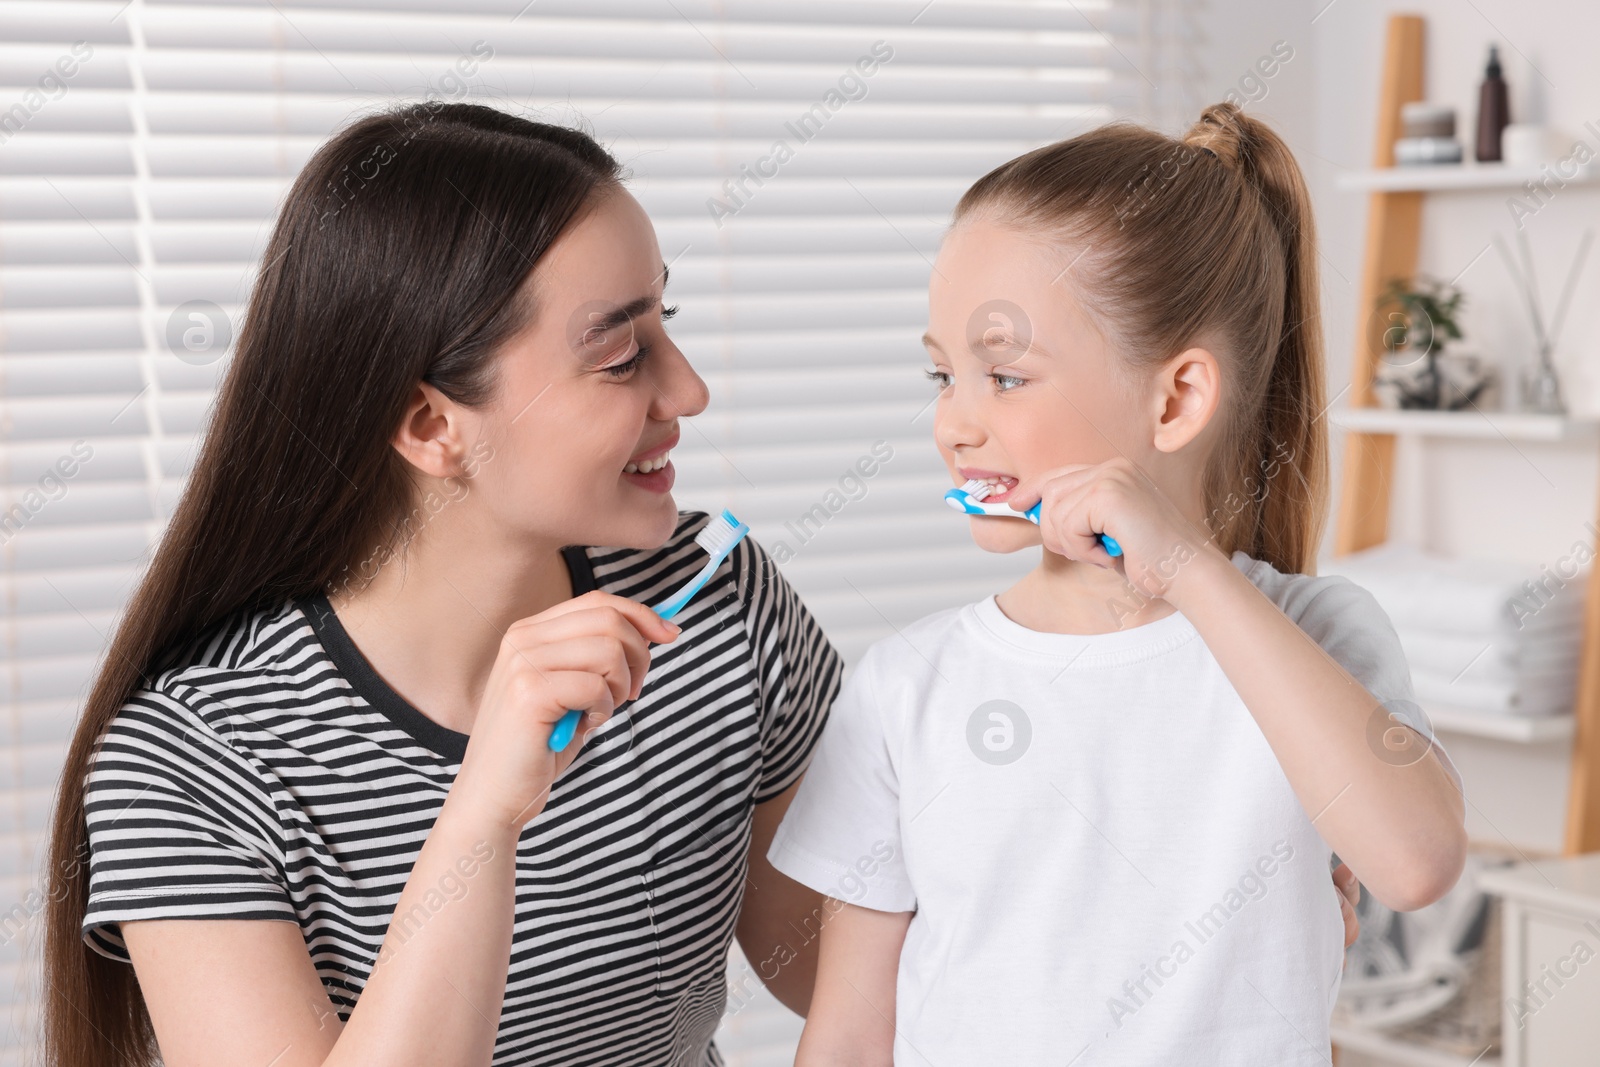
[325,509,575,736]
[996,551,1178,636]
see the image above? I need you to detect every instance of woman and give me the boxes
[42,102,1359,1067]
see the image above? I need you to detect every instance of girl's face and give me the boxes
[923,216,1142,556]
[461,186,709,553]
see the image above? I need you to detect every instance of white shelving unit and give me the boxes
[1334,162,1598,193]
[1328,407,1600,442]
[1329,18,1600,1067]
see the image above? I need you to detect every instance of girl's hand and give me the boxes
[1008,457,1206,599]
[450,590,680,831]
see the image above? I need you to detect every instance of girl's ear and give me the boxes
[1151,346,1222,454]
[391,382,476,479]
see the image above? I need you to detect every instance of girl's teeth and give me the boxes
[625,451,672,475]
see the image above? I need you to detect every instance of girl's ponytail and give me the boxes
[956,101,1330,575]
[1181,103,1329,576]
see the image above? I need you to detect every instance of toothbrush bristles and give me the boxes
[695,508,749,556]
[962,478,994,501]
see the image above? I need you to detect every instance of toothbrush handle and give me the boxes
[549,708,583,752]
[548,516,748,755]
[549,592,694,753]
[1023,501,1122,557]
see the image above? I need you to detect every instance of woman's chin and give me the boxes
[608,494,683,550]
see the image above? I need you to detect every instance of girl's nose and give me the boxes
[933,381,985,454]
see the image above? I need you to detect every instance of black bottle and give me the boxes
[1475,46,1510,163]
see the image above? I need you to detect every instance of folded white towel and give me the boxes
[1397,627,1580,689]
[1411,666,1578,717]
[1321,543,1586,640]
[1322,543,1588,718]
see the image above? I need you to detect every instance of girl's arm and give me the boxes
[794,901,911,1067]
[1017,459,1466,913]
[1166,542,1467,912]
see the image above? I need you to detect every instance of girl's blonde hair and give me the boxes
[955,102,1328,576]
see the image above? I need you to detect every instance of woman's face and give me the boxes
[465,185,709,553]
[923,216,1139,556]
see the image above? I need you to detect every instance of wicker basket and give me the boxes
[1335,840,1542,1060]
[1383,887,1502,1056]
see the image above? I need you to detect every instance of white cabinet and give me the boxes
[1477,853,1600,1067]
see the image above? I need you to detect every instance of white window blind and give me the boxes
[0,1,1152,1059]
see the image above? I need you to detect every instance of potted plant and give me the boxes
[1372,277,1492,410]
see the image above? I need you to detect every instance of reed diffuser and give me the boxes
[1493,227,1594,415]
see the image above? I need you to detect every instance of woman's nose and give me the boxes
[650,341,709,421]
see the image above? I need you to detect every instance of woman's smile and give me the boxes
[621,428,678,494]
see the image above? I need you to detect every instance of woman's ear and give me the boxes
[1150,346,1221,454]
[391,382,474,479]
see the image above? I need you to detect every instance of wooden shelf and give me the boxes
[1330,1024,1498,1067]
[1329,406,1600,442]
[1335,162,1598,192]
[1426,705,1576,744]
[1329,13,1600,856]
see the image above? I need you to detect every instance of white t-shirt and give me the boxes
[769,550,1461,1066]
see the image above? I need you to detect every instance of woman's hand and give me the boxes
[1008,457,1208,599]
[1335,861,1362,950]
[451,590,680,831]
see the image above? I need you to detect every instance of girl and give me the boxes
[768,103,1467,1064]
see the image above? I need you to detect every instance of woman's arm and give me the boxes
[124,794,519,1067]
[1167,543,1467,912]
[793,901,910,1067]
[736,776,830,1015]
[122,590,677,1066]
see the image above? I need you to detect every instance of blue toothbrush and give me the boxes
[548,508,751,752]
[944,479,1122,557]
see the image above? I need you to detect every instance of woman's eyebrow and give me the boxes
[578,265,671,336]
[585,293,658,334]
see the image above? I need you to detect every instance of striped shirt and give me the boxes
[82,511,844,1066]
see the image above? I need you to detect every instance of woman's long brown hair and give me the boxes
[41,102,620,1067]
[956,101,1330,576]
